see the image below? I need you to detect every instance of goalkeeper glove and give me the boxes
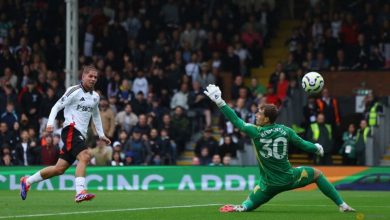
[204,84,226,107]
[315,143,324,157]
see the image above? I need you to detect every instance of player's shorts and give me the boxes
[243,166,316,210]
[60,124,87,164]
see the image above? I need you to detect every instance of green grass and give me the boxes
[0,190,389,220]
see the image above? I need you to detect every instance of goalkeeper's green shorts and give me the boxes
[243,166,316,210]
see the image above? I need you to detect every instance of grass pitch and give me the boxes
[0,190,389,220]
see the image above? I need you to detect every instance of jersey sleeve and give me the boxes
[47,86,77,127]
[220,105,258,138]
[286,126,318,154]
[92,95,105,138]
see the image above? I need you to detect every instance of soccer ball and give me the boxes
[301,72,324,94]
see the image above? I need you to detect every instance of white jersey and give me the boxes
[47,84,105,138]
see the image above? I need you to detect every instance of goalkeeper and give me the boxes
[204,84,355,213]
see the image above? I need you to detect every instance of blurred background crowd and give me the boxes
[0,0,388,167]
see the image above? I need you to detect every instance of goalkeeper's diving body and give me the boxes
[203,84,355,213]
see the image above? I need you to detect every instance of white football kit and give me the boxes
[47,84,105,138]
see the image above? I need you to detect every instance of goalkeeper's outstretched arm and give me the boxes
[204,84,258,138]
[286,126,324,156]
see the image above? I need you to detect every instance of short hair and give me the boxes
[259,104,278,123]
[82,65,98,74]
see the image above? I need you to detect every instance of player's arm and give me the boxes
[204,84,258,138]
[92,96,111,145]
[47,87,77,131]
[287,126,323,156]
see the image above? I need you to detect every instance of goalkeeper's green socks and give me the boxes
[316,174,343,205]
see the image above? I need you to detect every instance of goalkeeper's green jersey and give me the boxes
[220,105,318,186]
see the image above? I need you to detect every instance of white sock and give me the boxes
[26,172,43,185]
[75,177,86,194]
[339,202,347,207]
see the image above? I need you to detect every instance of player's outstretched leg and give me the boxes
[20,177,31,200]
[314,169,355,212]
[75,190,95,203]
[220,184,276,213]
[74,150,94,203]
[20,160,69,200]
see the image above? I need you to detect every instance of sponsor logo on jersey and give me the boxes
[80,97,85,101]
[76,104,93,112]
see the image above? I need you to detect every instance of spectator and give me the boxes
[115,103,138,134]
[221,45,240,78]
[368,45,385,70]
[199,147,211,165]
[195,128,218,157]
[0,67,17,88]
[180,22,197,50]
[131,91,149,115]
[160,0,180,26]
[276,72,289,100]
[124,151,135,166]
[218,135,238,159]
[0,122,13,148]
[111,151,124,166]
[170,83,189,110]
[355,119,370,165]
[234,42,251,76]
[222,155,232,166]
[192,156,200,165]
[209,154,223,166]
[131,114,151,136]
[264,86,281,108]
[159,128,176,165]
[18,79,42,130]
[39,135,59,165]
[307,113,333,165]
[316,88,341,127]
[241,24,263,67]
[1,102,18,130]
[351,34,370,70]
[339,123,357,165]
[249,77,266,98]
[170,106,190,153]
[188,81,212,130]
[117,78,135,109]
[38,87,57,135]
[331,49,350,71]
[132,70,148,97]
[92,98,115,139]
[148,128,163,165]
[185,53,200,82]
[195,62,215,89]
[123,128,151,165]
[90,138,113,166]
[15,130,40,165]
[268,62,284,92]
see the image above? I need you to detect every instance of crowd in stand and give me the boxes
[0,0,387,167]
[0,0,277,166]
[259,0,388,165]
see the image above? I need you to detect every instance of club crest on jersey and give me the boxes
[94,98,97,102]
[80,97,85,101]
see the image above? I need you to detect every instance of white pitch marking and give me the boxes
[0,204,223,219]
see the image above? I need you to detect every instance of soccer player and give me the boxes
[203,84,355,213]
[20,65,111,203]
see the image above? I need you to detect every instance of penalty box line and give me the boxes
[0,204,223,219]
